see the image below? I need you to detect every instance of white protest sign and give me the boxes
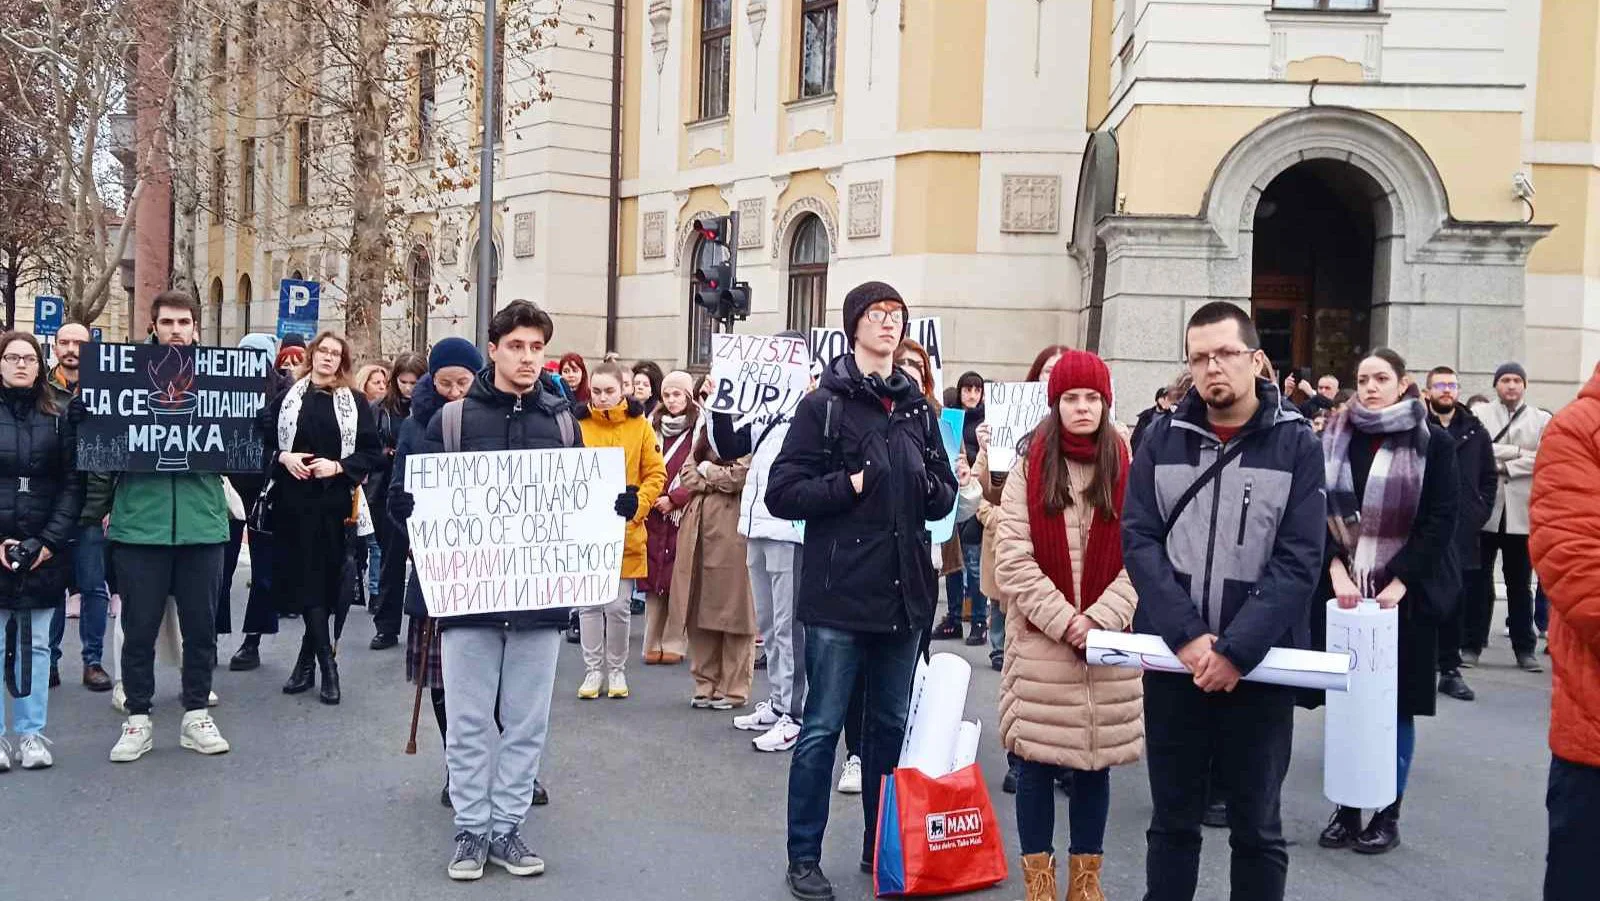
[983,381,1050,471]
[708,333,812,428]
[809,317,943,386]
[1085,630,1351,692]
[404,447,627,618]
[1323,600,1398,809]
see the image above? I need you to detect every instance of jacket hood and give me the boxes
[1172,376,1303,437]
[408,373,446,428]
[467,366,570,416]
[574,397,645,422]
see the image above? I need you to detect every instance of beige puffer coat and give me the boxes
[973,448,1004,605]
[994,456,1144,771]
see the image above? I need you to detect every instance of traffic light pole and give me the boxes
[474,0,498,348]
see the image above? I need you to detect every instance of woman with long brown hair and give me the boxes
[264,331,382,705]
[641,370,699,664]
[994,349,1141,901]
[369,351,427,646]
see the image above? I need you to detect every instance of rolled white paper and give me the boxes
[900,653,972,777]
[1323,600,1399,809]
[1084,630,1352,692]
[951,720,982,771]
[899,656,931,761]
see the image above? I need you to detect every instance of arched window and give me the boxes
[237,273,253,334]
[408,246,431,350]
[686,237,723,368]
[786,214,828,333]
[209,278,224,344]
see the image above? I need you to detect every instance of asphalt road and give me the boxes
[4,572,1553,901]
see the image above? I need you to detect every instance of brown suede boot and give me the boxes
[1068,853,1105,901]
[1022,852,1057,901]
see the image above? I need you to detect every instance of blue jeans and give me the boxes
[1015,763,1111,855]
[943,571,965,620]
[366,535,382,599]
[787,625,922,865]
[3,607,54,736]
[961,543,987,623]
[49,523,110,667]
[989,605,1006,662]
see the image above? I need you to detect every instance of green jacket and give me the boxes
[103,473,230,546]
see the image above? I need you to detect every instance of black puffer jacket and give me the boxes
[1432,404,1496,570]
[0,388,86,611]
[388,375,443,619]
[766,355,959,635]
[397,368,582,631]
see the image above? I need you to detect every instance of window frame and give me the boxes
[291,121,310,206]
[785,215,829,334]
[491,16,506,144]
[1270,0,1379,10]
[416,48,436,159]
[239,137,257,218]
[798,0,839,100]
[408,246,431,350]
[210,147,226,223]
[698,0,732,120]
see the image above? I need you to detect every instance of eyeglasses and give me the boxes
[1430,382,1459,391]
[2,354,39,366]
[1186,348,1255,370]
[865,308,905,326]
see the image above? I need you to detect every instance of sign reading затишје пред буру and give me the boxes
[76,343,269,474]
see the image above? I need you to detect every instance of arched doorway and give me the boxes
[1250,159,1382,385]
[786,214,828,333]
[237,273,253,334]
[209,278,224,344]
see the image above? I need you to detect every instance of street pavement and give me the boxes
[6,571,1552,901]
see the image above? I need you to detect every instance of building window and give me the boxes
[686,238,721,368]
[292,121,310,205]
[209,277,224,344]
[786,215,828,333]
[239,138,256,217]
[1272,0,1378,9]
[241,2,258,65]
[210,147,225,223]
[408,246,431,350]
[237,273,253,334]
[799,0,838,99]
[491,16,506,142]
[417,49,436,158]
[699,0,731,119]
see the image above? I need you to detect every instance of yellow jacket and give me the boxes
[577,400,666,579]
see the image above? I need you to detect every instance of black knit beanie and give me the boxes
[842,281,908,348]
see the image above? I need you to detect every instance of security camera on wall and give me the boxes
[1513,171,1536,200]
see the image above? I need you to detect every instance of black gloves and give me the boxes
[614,485,640,520]
[391,491,415,521]
[6,537,44,572]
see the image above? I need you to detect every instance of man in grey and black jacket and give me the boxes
[1122,301,1327,901]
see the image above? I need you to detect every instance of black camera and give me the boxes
[6,540,41,572]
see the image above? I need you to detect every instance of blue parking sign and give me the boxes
[34,295,65,338]
[277,279,320,340]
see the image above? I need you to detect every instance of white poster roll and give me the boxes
[1323,600,1399,809]
[951,720,982,771]
[899,656,931,761]
[900,653,972,777]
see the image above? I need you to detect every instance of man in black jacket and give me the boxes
[1425,366,1497,701]
[390,300,633,882]
[767,281,959,901]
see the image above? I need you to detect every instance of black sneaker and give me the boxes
[229,641,261,672]
[488,827,545,877]
[531,779,549,806]
[931,616,963,641]
[630,596,646,616]
[447,831,488,881]
[369,633,398,651]
[786,861,834,901]
[1002,759,1020,794]
[964,620,989,647]
[754,653,768,671]
[1438,670,1475,701]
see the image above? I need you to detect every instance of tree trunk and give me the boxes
[344,0,392,360]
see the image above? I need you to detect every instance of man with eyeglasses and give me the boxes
[40,322,114,693]
[1423,366,1496,701]
[767,281,958,901]
[1122,301,1326,901]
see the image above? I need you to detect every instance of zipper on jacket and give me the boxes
[1236,478,1253,545]
[1199,441,1225,629]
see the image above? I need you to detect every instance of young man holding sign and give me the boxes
[390,300,634,881]
[767,282,959,901]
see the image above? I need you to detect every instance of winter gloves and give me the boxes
[614,486,640,520]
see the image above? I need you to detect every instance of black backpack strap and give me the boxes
[821,395,843,471]
[4,611,32,699]
[1161,440,1251,540]
[556,409,577,447]
[1491,405,1525,444]
[441,399,466,453]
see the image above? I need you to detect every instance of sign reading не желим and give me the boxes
[76,343,270,473]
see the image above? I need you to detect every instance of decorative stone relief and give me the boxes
[748,0,768,48]
[847,181,882,239]
[513,212,534,258]
[674,209,720,267]
[772,197,838,261]
[686,117,728,160]
[822,167,842,191]
[437,224,459,265]
[648,0,671,74]
[642,211,667,259]
[770,173,791,196]
[1362,33,1381,80]
[1001,175,1061,234]
[785,96,835,149]
[737,198,765,249]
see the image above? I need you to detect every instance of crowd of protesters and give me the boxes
[2,285,1593,901]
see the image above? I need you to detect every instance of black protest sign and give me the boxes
[77,343,270,473]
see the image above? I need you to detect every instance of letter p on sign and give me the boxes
[287,285,311,314]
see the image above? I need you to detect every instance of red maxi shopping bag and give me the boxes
[873,764,1009,896]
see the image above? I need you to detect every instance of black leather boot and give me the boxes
[229,634,261,671]
[1353,800,1401,854]
[1318,805,1363,848]
[316,645,341,705]
[282,634,315,694]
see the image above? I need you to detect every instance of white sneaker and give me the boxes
[752,715,801,752]
[110,715,154,763]
[111,681,127,714]
[837,754,863,794]
[578,670,603,699]
[18,733,52,769]
[208,690,219,707]
[733,699,779,732]
[179,710,230,755]
[0,737,12,772]
[607,670,629,699]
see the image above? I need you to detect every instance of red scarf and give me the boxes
[1025,427,1129,613]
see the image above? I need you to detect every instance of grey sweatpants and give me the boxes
[441,626,561,834]
[748,539,805,718]
[580,577,634,673]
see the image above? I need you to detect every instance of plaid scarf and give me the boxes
[1321,397,1429,596]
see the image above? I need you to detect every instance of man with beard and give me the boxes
[1424,366,1496,701]
[1122,301,1326,901]
[45,322,113,692]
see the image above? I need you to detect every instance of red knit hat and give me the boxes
[1047,348,1113,408]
